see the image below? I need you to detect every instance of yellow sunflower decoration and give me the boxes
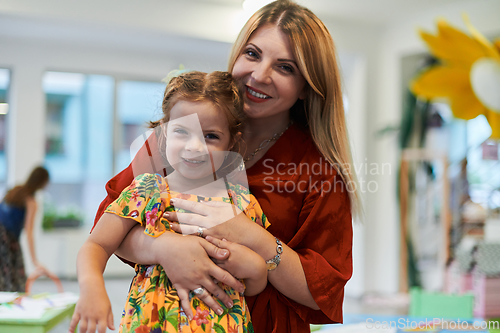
[411,15,500,139]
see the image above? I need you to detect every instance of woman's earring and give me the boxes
[238,159,245,171]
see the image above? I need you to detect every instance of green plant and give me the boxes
[42,204,84,230]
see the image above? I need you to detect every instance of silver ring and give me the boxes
[193,287,205,296]
[197,227,205,237]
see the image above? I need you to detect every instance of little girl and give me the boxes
[69,71,269,333]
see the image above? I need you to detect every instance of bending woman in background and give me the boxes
[0,166,52,292]
[93,1,360,332]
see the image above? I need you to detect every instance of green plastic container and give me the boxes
[409,287,474,319]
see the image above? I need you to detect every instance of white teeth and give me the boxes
[182,157,204,164]
[248,87,270,99]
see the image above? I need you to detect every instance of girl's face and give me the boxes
[166,99,232,181]
[232,24,306,120]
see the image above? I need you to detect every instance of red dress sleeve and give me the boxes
[92,164,135,232]
[290,171,352,324]
[92,164,136,267]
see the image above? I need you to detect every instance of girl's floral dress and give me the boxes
[105,173,270,333]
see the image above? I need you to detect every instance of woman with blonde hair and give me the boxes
[91,1,358,332]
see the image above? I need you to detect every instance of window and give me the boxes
[0,68,10,197]
[42,72,165,226]
[114,80,165,174]
[43,72,114,225]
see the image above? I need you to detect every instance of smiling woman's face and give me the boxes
[231,24,306,120]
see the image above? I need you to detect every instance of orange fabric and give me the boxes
[93,124,353,333]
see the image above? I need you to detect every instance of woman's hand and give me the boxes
[168,200,269,256]
[205,236,263,280]
[68,278,114,333]
[150,232,245,319]
[167,198,272,259]
[33,264,57,280]
[165,199,242,235]
[205,236,267,296]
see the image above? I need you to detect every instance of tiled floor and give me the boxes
[30,277,408,332]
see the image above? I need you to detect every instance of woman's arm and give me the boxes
[239,223,319,308]
[169,207,319,309]
[24,197,40,267]
[23,197,60,284]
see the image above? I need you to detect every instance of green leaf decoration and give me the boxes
[143,175,158,198]
[151,275,160,287]
[165,307,179,328]
[130,320,140,332]
[122,205,130,216]
[145,284,157,294]
[217,308,229,323]
[166,292,180,302]
[159,272,168,289]
[128,294,143,320]
[193,298,200,308]
[116,189,132,205]
[129,295,141,308]
[213,323,227,333]
[230,304,242,316]
[201,323,206,331]
[166,308,178,317]
[158,306,167,324]
[166,314,178,328]
[229,312,239,323]
[145,199,156,211]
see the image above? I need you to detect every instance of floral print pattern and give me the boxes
[105,173,268,333]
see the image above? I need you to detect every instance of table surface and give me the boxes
[0,303,75,333]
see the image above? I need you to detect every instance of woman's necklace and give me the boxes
[244,121,292,162]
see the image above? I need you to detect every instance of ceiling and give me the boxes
[0,0,472,45]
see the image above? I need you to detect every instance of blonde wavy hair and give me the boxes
[228,0,361,215]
